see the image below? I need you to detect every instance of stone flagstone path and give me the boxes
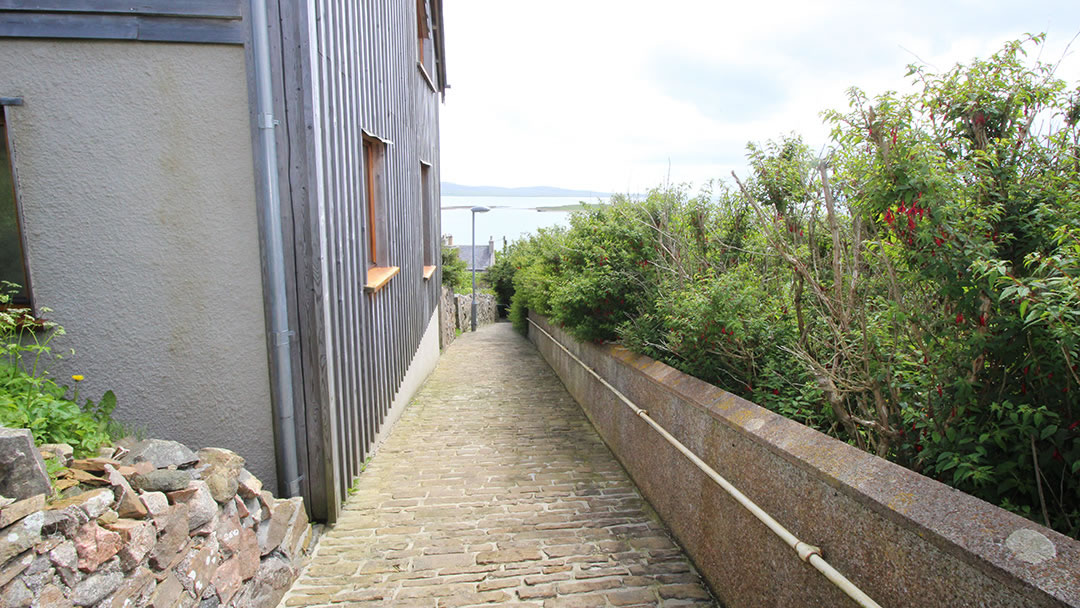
[280,322,716,607]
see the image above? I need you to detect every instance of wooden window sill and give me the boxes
[365,266,400,293]
[417,62,437,93]
[422,265,437,280]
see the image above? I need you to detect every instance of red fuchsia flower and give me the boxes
[898,202,907,214]
[1052,449,1064,463]
[936,385,943,397]
[916,444,924,452]
[908,216,916,231]
[892,129,897,145]
[884,209,895,226]
[1068,421,1080,432]
[934,237,944,247]
[956,312,964,325]
[1021,383,1027,395]
[1023,366,1029,375]
[772,388,780,395]
[978,314,987,327]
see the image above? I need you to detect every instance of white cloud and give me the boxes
[441,0,1080,193]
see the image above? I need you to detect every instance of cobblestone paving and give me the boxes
[281,322,716,607]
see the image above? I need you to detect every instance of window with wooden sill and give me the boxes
[363,134,396,294]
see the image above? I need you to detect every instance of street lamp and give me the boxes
[470,206,490,331]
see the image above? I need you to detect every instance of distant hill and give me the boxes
[441,182,610,198]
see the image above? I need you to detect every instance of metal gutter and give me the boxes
[249,0,301,498]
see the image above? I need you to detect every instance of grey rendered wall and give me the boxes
[0,39,278,488]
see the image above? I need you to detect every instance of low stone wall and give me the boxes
[0,430,312,608]
[439,286,457,350]
[528,313,1080,608]
[440,286,497,350]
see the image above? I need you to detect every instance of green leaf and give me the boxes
[1040,425,1058,440]
[1019,299,1028,318]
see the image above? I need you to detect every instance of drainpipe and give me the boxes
[249,0,301,498]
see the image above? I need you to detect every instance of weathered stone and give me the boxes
[256,498,297,556]
[212,556,243,604]
[0,493,44,528]
[48,539,79,586]
[149,504,189,571]
[237,528,259,581]
[73,521,122,572]
[0,427,51,500]
[104,465,148,520]
[277,497,309,559]
[196,448,245,470]
[167,481,216,530]
[133,469,192,493]
[237,555,294,608]
[42,508,85,538]
[98,509,119,525]
[140,491,170,527]
[104,518,155,570]
[98,565,155,608]
[0,550,33,588]
[232,495,249,519]
[203,469,240,504]
[175,542,219,599]
[48,488,115,520]
[69,457,120,472]
[214,508,242,555]
[0,511,42,563]
[196,449,244,504]
[149,573,185,608]
[71,570,124,606]
[120,439,198,470]
[61,468,109,486]
[256,491,274,522]
[39,443,74,467]
[39,584,73,608]
[235,469,262,500]
[0,577,32,607]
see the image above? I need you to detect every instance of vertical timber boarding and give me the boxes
[266,0,445,522]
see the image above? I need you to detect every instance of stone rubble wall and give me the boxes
[440,286,497,350]
[0,429,312,608]
[439,286,456,350]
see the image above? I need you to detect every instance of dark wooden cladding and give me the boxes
[0,0,244,44]
[266,0,445,523]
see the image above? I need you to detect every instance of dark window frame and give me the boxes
[0,105,32,310]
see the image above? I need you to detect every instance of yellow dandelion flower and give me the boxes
[72,375,84,382]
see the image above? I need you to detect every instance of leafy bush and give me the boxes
[441,245,470,292]
[0,285,121,457]
[501,37,1080,538]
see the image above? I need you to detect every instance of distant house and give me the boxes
[444,235,497,272]
[0,0,447,522]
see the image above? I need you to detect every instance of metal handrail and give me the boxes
[529,318,883,608]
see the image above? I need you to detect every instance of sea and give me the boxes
[440,195,606,247]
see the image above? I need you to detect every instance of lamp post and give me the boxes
[470,206,490,331]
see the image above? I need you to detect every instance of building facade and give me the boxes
[0,0,446,522]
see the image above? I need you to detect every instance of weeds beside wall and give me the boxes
[501,36,1080,538]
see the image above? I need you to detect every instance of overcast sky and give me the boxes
[439,0,1080,195]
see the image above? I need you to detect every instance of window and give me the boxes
[416,0,434,82]
[363,135,398,293]
[0,107,30,306]
[420,162,436,280]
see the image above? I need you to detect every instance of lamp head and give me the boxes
[470,206,491,213]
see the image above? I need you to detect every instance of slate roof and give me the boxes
[455,245,494,272]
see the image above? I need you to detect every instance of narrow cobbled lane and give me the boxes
[281,322,716,607]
